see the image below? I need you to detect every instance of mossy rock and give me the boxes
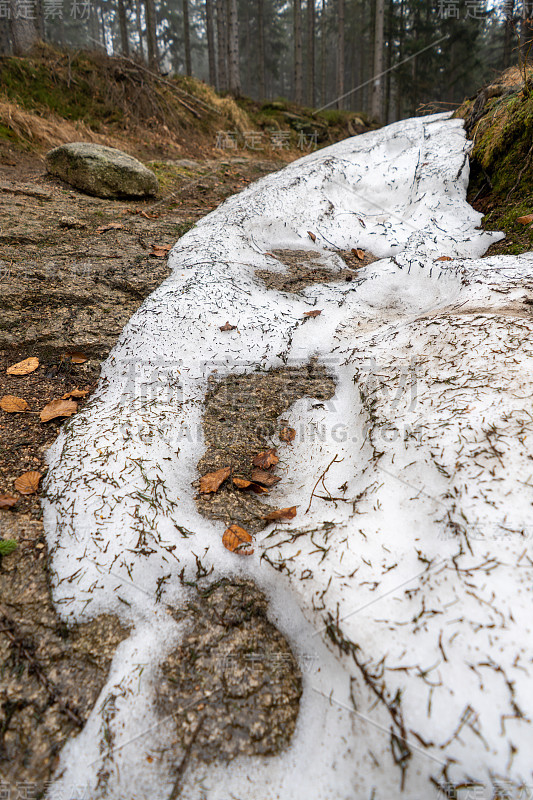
[45,142,159,199]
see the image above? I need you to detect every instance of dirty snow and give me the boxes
[43,113,533,799]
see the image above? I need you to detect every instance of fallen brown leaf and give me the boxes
[69,352,87,364]
[308,231,317,242]
[251,468,281,487]
[96,222,124,233]
[6,357,39,376]
[517,214,533,225]
[352,248,365,260]
[262,506,297,521]
[199,466,231,493]
[220,321,237,332]
[0,395,29,413]
[304,309,322,318]
[150,240,172,256]
[222,524,253,555]
[61,388,90,399]
[248,483,270,494]
[0,494,18,509]
[252,448,279,469]
[40,398,78,422]
[14,470,41,495]
[233,477,269,494]
[233,477,252,489]
[435,256,452,261]
[280,426,296,444]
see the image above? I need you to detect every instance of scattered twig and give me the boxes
[305,454,344,514]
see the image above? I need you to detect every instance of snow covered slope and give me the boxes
[43,113,533,799]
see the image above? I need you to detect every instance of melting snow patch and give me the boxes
[43,113,533,799]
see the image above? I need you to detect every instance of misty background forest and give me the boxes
[1,0,533,123]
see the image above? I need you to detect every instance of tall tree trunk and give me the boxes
[258,0,266,98]
[216,0,227,91]
[144,0,159,70]
[135,0,145,59]
[183,0,192,75]
[118,0,130,56]
[99,0,107,51]
[384,0,392,121]
[206,0,217,86]
[226,0,241,96]
[9,0,38,54]
[336,0,344,108]
[243,0,250,95]
[503,0,515,67]
[0,17,11,54]
[294,0,303,104]
[370,0,384,119]
[35,0,44,40]
[395,0,404,119]
[522,0,533,61]
[321,0,327,105]
[307,0,315,106]
[89,2,99,49]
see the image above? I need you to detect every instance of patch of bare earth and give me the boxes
[256,247,377,293]
[155,579,302,798]
[195,363,336,534]
[0,525,129,795]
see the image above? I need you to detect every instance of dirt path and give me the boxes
[0,149,304,797]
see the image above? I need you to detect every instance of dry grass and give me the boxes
[0,98,123,149]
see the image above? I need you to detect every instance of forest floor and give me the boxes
[1,54,532,798]
[0,138,312,795]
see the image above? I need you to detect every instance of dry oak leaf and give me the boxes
[220,321,237,332]
[61,388,90,399]
[199,466,231,493]
[262,506,297,522]
[517,214,533,225]
[96,222,124,233]
[252,448,279,469]
[304,309,322,318]
[14,471,41,495]
[352,248,365,260]
[279,426,296,444]
[40,398,78,422]
[0,395,29,413]
[0,494,18,509]
[435,256,452,261]
[251,468,281,487]
[308,231,317,242]
[6,357,39,376]
[150,244,172,258]
[222,524,253,555]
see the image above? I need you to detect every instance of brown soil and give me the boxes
[0,144,311,797]
[156,579,302,797]
[256,247,377,293]
[0,513,129,795]
[195,364,336,535]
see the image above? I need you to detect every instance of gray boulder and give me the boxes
[45,142,158,199]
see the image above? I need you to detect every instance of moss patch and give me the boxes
[456,67,533,256]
